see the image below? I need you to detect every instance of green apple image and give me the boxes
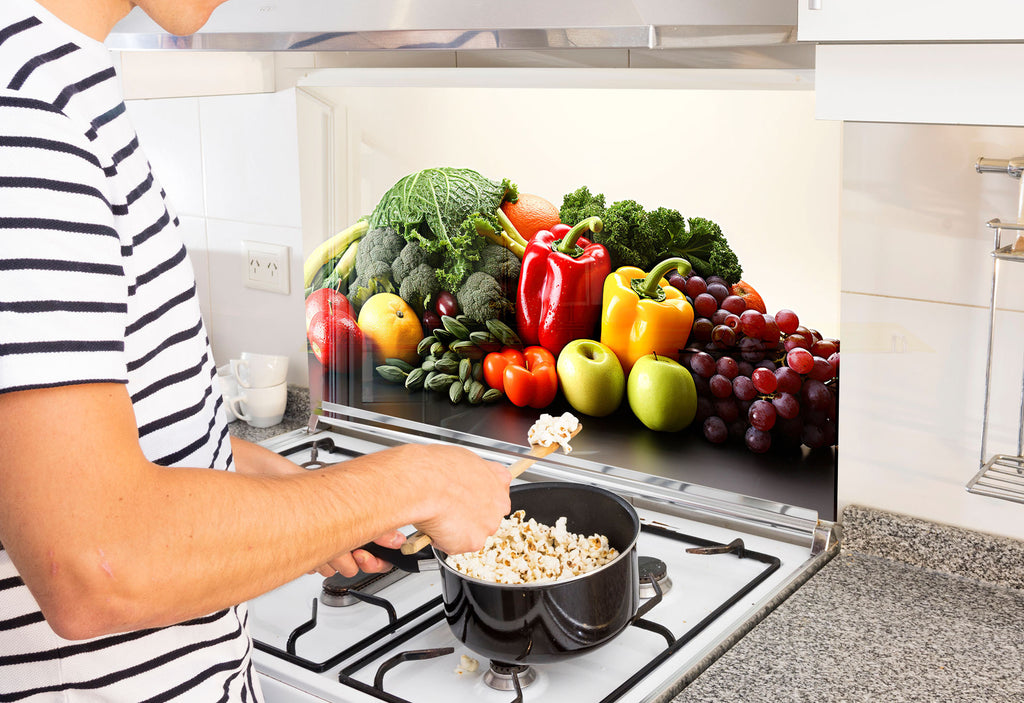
[627,353,697,432]
[556,339,625,417]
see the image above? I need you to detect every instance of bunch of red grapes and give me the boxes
[668,271,839,454]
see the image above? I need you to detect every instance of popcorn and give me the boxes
[445,510,618,584]
[527,412,580,454]
[454,654,479,675]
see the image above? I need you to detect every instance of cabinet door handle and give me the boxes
[808,0,822,9]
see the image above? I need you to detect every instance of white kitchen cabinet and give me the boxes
[798,0,1024,42]
[814,43,1024,126]
[800,0,1024,125]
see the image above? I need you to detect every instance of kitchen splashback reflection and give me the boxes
[839,122,1024,541]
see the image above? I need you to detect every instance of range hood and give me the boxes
[106,0,799,55]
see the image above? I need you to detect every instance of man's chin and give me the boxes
[136,1,223,38]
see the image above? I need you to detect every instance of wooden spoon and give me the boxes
[399,424,582,555]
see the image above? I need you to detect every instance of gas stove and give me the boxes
[249,412,838,703]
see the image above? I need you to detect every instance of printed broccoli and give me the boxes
[391,240,441,285]
[665,216,743,284]
[398,263,442,315]
[559,186,606,227]
[352,259,393,290]
[456,271,514,323]
[476,244,521,297]
[349,227,403,311]
[355,226,404,280]
[348,259,395,312]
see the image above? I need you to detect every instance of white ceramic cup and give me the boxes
[216,364,239,422]
[227,382,288,428]
[232,352,288,389]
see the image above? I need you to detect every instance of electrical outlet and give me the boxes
[243,241,290,294]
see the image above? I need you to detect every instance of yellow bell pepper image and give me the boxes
[600,258,694,375]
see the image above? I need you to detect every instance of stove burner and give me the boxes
[483,661,538,691]
[320,568,407,607]
[277,436,360,469]
[301,440,335,470]
[638,555,672,599]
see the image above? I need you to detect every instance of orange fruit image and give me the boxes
[357,293,423,366]
[501,193,561,241]
[730,280,767,314]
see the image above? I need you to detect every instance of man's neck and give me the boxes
[34,0,134,42]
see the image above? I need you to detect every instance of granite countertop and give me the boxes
[227,385,310,443]
[672,505,1024,702]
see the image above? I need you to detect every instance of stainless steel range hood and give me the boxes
[106,0,799,56]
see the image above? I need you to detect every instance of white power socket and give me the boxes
[242,241,290,294]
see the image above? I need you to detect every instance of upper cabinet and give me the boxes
[798,0,1024,42]
[800,1,1024,126]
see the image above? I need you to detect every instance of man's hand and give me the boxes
[230,436,512,563]
[398,445,512,557]
[313,529,406,578]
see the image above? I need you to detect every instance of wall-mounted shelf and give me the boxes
[970,162,1024,505]
[993,241,1024,263]
[967,455,1024,505]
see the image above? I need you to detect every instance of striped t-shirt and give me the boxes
[0,0,262,700]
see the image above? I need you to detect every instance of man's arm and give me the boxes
[0,382,510,640]
[229,435,403,576]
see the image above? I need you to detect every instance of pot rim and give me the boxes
[434,482,640,589]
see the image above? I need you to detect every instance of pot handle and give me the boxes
[359,542,438,573]
[630,574,664,623]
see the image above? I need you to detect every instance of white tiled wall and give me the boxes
[125,89,309,386]
[839,122,1024,540]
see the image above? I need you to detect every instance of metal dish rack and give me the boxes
[967,156,1024,504]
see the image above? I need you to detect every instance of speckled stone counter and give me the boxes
[672,505,1024,702]
[227,385,310,444]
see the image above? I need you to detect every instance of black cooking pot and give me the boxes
[364,482,655,664]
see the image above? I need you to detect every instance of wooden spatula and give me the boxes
[398,424,582,555]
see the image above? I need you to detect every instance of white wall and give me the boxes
[838,122,1024,540]
[124,90,310,386]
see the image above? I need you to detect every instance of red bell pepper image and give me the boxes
[482,346,558,409]
[516,217,610,356]
[482,347,524,390]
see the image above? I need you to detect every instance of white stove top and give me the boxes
[249,423,835,703]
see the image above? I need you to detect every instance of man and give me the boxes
[0,0,512,699]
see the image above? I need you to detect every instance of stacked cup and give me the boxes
[223,352,289,428]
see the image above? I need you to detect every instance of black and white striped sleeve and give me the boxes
[0,90,129,394]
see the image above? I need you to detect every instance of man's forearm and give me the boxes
[230,434,303,476]
[0,383,509,640]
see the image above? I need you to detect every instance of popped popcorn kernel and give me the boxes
[445,510,618,584]
[527,412,579,454]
